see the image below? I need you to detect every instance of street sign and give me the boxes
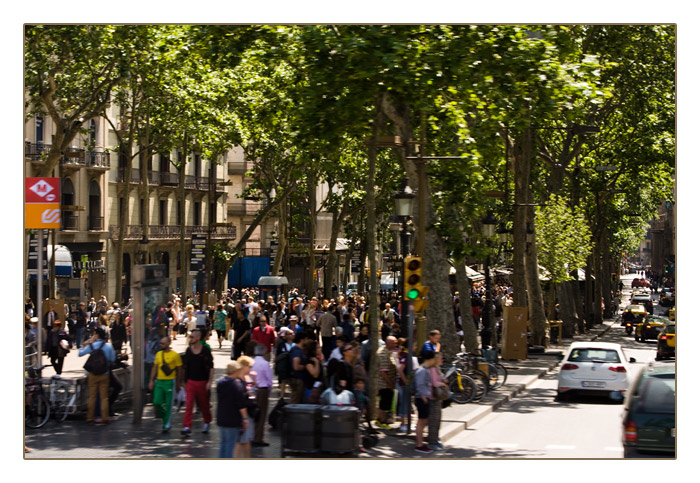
[189,233,207,275]
[25,178,61,229]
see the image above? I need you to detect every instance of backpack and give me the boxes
[84,341,109,375]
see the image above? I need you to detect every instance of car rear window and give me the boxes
[665,325,675,334]
[568,348,621,363]
[640,378,676,414]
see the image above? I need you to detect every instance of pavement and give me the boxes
[24,318,616,459]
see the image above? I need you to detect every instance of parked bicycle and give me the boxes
[24,365,78,428]
[446,353,490,403]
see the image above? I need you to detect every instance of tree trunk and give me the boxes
[270,195,288,276]
[379,94,457,359]
[307,179,317,297]
[366,126,380,421]
[325,208,345,298]
[511,128,531,307]
[455,257,479,354]
[524,219,547,346]
[178,142,189,298]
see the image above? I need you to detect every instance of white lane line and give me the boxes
[487,443,519,449]
[545,444,576,450]
[604,446,624,452]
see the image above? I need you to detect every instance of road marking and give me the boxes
[604,446,624,452]
[545,444,576,450]
[487,443,518,449]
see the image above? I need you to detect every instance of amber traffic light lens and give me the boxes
[407,259,421,271]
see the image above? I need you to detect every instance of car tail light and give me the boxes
[609,366,627,373]
[626,323,631,327]
[624,420,637,442]
[661,335,667,340]
[561,363,579,370]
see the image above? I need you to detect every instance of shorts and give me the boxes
[378,388,394,411]
[238,418,255,443]
[216,329,226,339]
[414,396,431,420]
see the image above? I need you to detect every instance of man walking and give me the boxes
[46,320,71,375]
[148,336,182,432]
[251,343,273,447]
[181,329,214,436]
[250,315,276,361]
[75,302,88,347]
[318,306,338,360]
[376,336,398,428]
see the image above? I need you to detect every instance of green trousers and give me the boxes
[153,378,175,428]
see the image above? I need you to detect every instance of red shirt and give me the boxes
[251,325,276,353]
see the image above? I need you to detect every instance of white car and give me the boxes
[556,342,635,402]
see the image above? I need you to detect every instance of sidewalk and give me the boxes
[25,319,615,458]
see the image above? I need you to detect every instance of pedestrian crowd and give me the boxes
[24,281,512,457]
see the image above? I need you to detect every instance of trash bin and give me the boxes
[320,405,361,455]
[281,404,321,457]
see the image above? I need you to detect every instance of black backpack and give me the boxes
[84,342,109,375]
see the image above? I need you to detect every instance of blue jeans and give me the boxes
[218,426,241,458]
[75,327,85,347]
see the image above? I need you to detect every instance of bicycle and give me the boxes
[25,366,49,429]
[444,364,478,404]
[25,365,78,426]
[449,353,490,402]
[481,348,508,390]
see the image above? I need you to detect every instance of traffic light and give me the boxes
[404,256,423,301]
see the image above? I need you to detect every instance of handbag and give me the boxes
[160,351,174,377]
[432,384,450,401]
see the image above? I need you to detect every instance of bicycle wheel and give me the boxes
[488,363,508,390]
[466,370,489,402]
[26,392,50,429]
[449,373,477,404]
[52,384,71,423]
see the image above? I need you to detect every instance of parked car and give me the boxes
[667,307,675,321]
[656,321,675,360]
[630,293,654,315]
[622,361,675,458]
[635,315,668,342]
[659,289,675,307]
[556,342,635,402]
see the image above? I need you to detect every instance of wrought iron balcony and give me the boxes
[160,172,179,186]
[88,216,104,231]
[25,142,52,161]
[108,224,236,241]
[85,151,111,170]
[61,212,79,231]
[116,168,142,183]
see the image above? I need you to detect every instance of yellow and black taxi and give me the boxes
[634,315,667,343]
[622,361,675,458]
[656,320,675,360]
[621,304,648,335]
[667,307,675,321]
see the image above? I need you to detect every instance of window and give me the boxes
[160,199,168,225]
[176,200,182,226]
[35,116,44,144]
[118,197,125,225]
[193,201,201,226]
[209,202,216,225]
[139,198,146,225]
[89,119,96,146]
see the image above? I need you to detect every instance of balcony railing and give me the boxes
[25,142,52,161]
[86,151,111,169]
[116,168,142,183]
[62,212,78,231]
[108,224,237,241]
[228,199,267,217]
[89,216,104,231]
[228,161,247,175]
[148,171,161,185]
[161,172,179,186]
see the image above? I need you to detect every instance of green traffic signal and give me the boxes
[407,288,420,299]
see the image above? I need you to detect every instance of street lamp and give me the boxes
[481,211,498,349]
[393,178,415,436]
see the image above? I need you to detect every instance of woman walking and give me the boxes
[216,362,250,458]
[413,349,437,454]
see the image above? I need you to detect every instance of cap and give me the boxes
[279,327,293,335]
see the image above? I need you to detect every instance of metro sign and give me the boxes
[25,177,61,229]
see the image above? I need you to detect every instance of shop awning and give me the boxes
[47,245,73,277]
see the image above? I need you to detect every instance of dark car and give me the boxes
[659,289,675,307]
[656,321,675,360]
[622,361,675,458]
